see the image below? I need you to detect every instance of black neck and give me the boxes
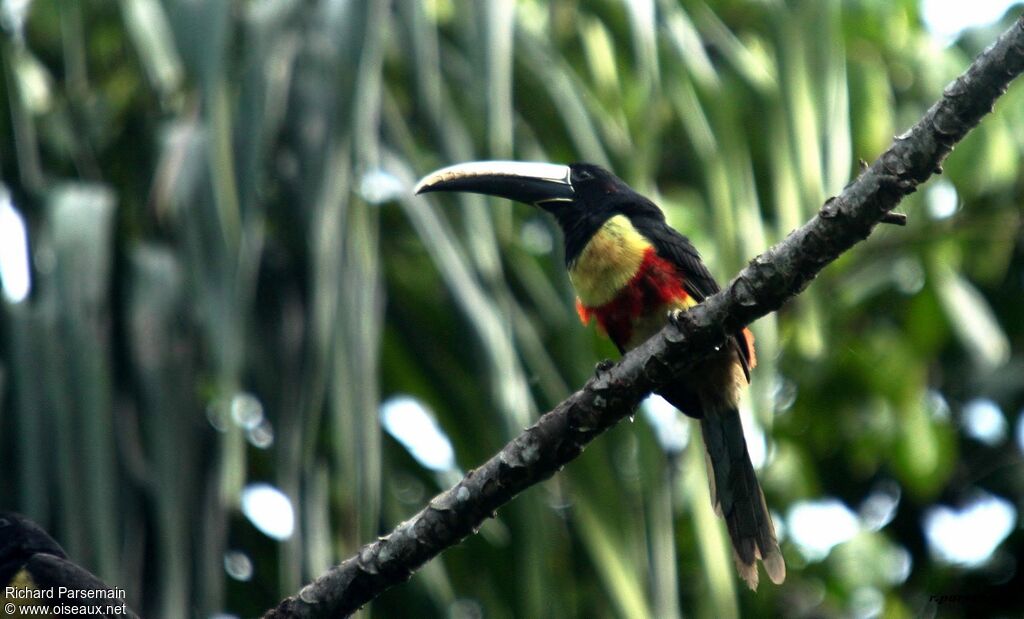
[556,208,612,267]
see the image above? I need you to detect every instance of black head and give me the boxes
[0,511,68,577]
[415,160,665,263]
[565,162,636,204]
[550,163,667,263]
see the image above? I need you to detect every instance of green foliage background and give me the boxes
[1,0,1022,617]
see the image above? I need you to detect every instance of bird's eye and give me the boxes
[576,169,593,181]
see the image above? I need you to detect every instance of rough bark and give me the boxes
[265,15,1024,619]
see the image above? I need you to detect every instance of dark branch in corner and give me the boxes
[265,16,1024,619]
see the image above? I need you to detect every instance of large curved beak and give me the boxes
[414,161,575,208]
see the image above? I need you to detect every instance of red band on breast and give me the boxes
[576,298,592,324]
[741,327,757,369]
[578,248,690,348]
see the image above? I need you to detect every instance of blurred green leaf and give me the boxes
[933,259,1011,370]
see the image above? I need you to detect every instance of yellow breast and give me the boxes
[4,570,41,613]
[568,215,652,307]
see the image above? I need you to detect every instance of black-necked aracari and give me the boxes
[1,511,137,618]
[415,161,785,590]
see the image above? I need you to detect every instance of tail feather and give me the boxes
[699,403,785,590]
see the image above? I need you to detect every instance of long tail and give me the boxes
[699,402,785,590]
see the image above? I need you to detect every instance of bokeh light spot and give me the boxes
[241,483,295,541]
[0,187,32,303]
[223,550,253,582]
[380,395,456,473]
[641,394,689,454]
[924,491,1016,567]
[961,398,1007,445]
[921,0,1020,43]
[788,498,860,561]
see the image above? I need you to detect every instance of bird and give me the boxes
[0,511,138,618]
[415,161,785,590]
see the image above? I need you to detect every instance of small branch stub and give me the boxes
[881,212,908,226]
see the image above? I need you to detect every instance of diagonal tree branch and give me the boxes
[265,15,1024,619]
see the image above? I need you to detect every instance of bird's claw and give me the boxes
[594,359,615,375]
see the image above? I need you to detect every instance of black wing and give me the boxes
[634,214,755,381]
[1,512,138,619]
[1,510,68,572]
[632,215,720,302]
